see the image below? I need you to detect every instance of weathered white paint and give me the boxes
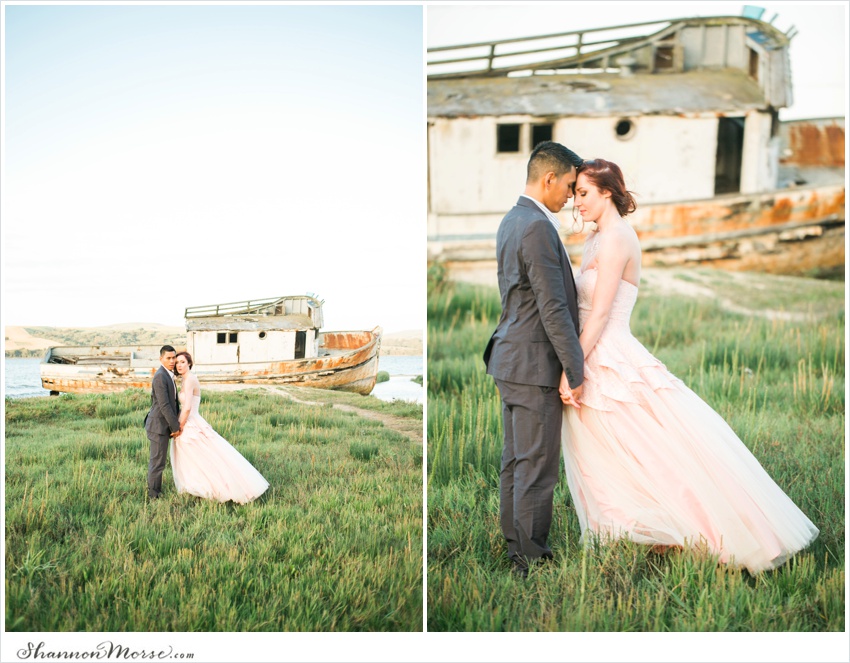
[741,111,777,193]
[239,329,297,362]
[188,328,318,368]
[427,112,756,240]
[558,115,718,204]
[190,332,238,366]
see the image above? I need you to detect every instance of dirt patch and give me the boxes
[639,269,818,322]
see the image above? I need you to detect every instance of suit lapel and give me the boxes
[158,365,176,401]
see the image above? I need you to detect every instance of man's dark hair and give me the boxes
[160,345,176,357]
[527,141,583,183]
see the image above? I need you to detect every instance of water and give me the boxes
[372,355,424,404]
[3,358,48,399]
[3,354,423,403]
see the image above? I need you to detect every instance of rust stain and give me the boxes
[783,122,845,167]
[771,198,793,223]
[41,330,382,396]
[565,183,845,248]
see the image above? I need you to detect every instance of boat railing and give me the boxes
[427,15,789,79]
[185,295,322,319]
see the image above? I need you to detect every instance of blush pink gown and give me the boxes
[170,390,269,504]
[561,268,819,573]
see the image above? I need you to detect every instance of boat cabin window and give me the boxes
[259,331,267,340]
[497,124,521,153]
[748,47,759,81]
[654,45,675,71]
[216,332,239,344]
[531,124,553,149]
[615,118,636,141]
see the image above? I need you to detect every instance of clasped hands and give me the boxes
[170,424,185,439]
[559,372,582,409]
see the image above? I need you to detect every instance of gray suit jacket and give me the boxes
[144,365,181,437]
[484,196,584,389]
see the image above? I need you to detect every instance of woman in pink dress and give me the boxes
[171,351,269,504]
[560,159,818,573]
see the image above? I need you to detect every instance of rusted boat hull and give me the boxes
[193,330,382,395]
[430,183,845,276]
[573,182,845,275]
[40,329,382,396]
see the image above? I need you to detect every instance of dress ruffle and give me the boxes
[562,269,818,573]
[171,394,269,504]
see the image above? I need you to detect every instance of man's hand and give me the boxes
[559,372,582,409]
[570,383,583,405]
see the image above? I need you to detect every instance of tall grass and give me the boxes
[5,388,422,631]
[426,267,845,631]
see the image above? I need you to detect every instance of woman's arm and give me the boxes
[579,231,629,358]
[177,376,198,430]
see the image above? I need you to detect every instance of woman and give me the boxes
[561,159,818,573]
[171,351,269,504]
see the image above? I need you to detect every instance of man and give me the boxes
[483,141,585,578]
[144,345,181,499]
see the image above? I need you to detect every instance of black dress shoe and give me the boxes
[511,559,529,579]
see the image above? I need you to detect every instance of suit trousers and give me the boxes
[495,378,563,564]
[147,431,170,498]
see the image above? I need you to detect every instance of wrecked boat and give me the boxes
[426,12,845,277]
[40,295,382,396]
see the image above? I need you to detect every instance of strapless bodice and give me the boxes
[178,390,202,418]
[576,267,638,329]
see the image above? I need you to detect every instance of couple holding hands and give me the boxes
[484,141,818,578]
[144,345,268,504]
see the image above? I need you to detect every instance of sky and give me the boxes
[2,3,425,333]
[1,4,848,661]
[427,1,847,121]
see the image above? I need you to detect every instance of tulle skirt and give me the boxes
[561,327,818,573]
[170,415,269,504]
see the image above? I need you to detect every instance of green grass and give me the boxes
[5,388,422,631]
[427,266,845,632]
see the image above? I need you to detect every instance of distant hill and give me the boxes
[5,324,185,358]
[380,330,423,356]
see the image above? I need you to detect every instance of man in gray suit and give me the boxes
[144,345,182,499]
[484,141,585,578]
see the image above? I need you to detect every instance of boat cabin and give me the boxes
[185,295,324,369]
[427,13,796,250]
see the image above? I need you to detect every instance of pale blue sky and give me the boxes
[3,4,424,332]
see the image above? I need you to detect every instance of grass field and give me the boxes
[5,386,423,631]
[426,264,845,632]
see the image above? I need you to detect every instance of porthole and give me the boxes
[259,331,267,340]
[615,118,636,141]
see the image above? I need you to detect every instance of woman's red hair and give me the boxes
[577,159,637,217]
